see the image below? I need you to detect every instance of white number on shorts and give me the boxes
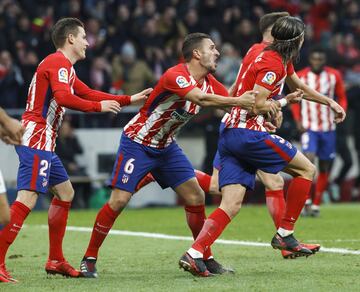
[39,160,49,177]
[124,158,135,174]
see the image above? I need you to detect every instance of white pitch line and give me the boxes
[39,225,360,255]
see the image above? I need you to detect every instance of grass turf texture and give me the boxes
[1,204,360,291]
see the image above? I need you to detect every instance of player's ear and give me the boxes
[193,49,201,60]
[68,33,75,45]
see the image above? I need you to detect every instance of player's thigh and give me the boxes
[219,151,257,191]
[49,153,70,189]
[109,134,156,193]
[257,170,284,191]
[0,194,10,225]
[15,145,52,195]
[154,142,195,190]
[283,150,316,180]
[219,184,247,219]
[174,177,204,206]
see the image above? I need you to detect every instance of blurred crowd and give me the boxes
[0,0,359,109]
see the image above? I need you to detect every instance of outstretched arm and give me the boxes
[286,72,345,123]
[74,77,152,106]
[184,87,256,110]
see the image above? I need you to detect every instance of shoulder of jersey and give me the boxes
[297,66,309,73]
[325,66,341,75]
[39,52,68,69]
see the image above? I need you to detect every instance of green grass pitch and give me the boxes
[1,204,360,291]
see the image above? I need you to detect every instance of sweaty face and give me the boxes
[309,52,326,73]
[73,27,89,60]
[198,38,220,73]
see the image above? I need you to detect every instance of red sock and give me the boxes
[48,198,71,261]
[312,172,329,206]
[0,201,31,264]
[191,208,231,254]
[135,173,155,192]
[265,189,285,229]
[280,177,312,230]
[194,170,211,193]
[84,203,120,258]
[184,205,212,259]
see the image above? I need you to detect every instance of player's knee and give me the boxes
[16,191,38,210]
[109,190,131,211]
[183,189,205,205]
[67,186,75,201]
[303,162,316,180]
[223,201,242,219]
[263,175,284,191]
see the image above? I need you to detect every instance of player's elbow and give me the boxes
[54,91,69,106]
[195,93,209,107]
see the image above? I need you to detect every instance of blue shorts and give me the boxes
[109,133,195,193]
[301,130,336,160]
[15,146,69,194]
[218,128,297,190]
[212,122,225,170]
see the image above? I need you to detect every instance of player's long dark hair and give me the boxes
[265,16,305,63]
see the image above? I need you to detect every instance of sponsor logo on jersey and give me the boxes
[262,71,276,85]
[176,76,190,88]
[170,108,193,121]
[58,68,69,83]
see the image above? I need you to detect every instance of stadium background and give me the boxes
[0,0,360,209]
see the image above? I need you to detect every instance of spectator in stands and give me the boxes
[215,43,240,88]
[112,41,155,95]
[0,50,23,108]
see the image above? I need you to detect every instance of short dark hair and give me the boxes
[266,16,305,62]
[51,18,84,49]
[259,12,290,34]
[182,33,211,62]
[309,45,327,57]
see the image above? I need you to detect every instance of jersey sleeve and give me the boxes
[73,76,131,106]
[334,70,348,111]
[287,62,295,75]
[209,75,229,97]
[255,58,283,91]
[162,69,196,98]
[45,57,101,112]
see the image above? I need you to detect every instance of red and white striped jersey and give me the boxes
[224,49,294,131]
[124,63,228,148]
[291,67,347,132]
[21,51,130,152]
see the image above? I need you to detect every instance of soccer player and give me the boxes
[80,33,257,278]
[0,18,151,283]
[179,16,345,277]
[291,46,347,216]
[0,108,24,282]
[0,107,24,226]
[195,12,320,260]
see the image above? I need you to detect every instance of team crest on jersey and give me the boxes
[58,68,69,83]
[176,76,190,88]
[262,71,276,85]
